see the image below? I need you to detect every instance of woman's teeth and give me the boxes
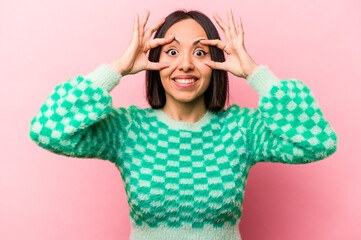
[174,79,196,83]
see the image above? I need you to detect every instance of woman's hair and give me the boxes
[145,9,229,112]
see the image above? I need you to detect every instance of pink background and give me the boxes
[1,0,360,239]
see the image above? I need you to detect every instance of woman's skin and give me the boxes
[110,9,259,123]
[158,18,213,122]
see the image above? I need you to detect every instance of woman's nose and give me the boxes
[178,54,194,72]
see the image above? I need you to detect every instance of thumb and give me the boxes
[146,61,170,71]
[203,60,227,71]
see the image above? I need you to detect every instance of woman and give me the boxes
[29,9,338,240]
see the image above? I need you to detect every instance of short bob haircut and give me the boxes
[145,9,229,112]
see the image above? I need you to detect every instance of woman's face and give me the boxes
[159,19,212,106]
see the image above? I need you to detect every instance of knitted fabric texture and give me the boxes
[29,64,338,240]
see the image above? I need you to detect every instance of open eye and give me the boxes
[165,49,178,56]
[195,49,207,57]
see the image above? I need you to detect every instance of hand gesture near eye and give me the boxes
[200,9,259,79]
[110,10,175,76]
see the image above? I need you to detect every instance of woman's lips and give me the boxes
[172,78,199,88]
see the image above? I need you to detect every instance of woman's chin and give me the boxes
[168,93,204,105]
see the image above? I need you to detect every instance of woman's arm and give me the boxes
[234,65,338,165]
[29,65,133,164]
[29,10,175,164]
[203,9,337,164]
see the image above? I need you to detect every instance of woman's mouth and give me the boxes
[172,77,199,88]
[174,78,197,84]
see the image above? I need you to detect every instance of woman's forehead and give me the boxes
[164,19,207,40]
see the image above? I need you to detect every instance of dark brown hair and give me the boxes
[145,9,229,112]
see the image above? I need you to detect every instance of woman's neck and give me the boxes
[162,98,207,124]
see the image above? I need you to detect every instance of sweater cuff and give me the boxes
[84,64,122,93]
[246,65,280,98]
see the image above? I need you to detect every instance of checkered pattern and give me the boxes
[29,76,132,162]
[117,107,250,229]
[29,64,338,236]
[236,79,338,165]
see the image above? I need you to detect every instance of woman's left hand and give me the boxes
[200,9,259,79]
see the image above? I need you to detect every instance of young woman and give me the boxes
[29,9,338,240]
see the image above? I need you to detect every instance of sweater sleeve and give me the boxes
[29,64,133,165]
[236,65,338,165]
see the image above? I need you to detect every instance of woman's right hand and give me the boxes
[110,10,175,76]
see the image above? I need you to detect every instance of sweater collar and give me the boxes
[152,108,215,131]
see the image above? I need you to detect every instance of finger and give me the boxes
[143,17,166,42]
[237,16,244,36]
[213,12,231,40]
[227,9,237,37]
[213,12,228,32]
[146,61,170,71]
[237,17,245,47]
[139,10,150,37]
[132,13,139,44]
[143,35,175,52]
[203,60,227,71]
[200,39,231,55]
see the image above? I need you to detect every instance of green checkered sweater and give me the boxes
[29,64,337,240]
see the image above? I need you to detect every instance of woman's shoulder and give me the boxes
[218,104,262,131]
[114,104,150,118]
[222,104,259,119]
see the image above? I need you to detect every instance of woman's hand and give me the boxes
[200,9,259,79]
[110,10,175,76]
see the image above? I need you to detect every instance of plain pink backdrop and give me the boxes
[1,0,360,239]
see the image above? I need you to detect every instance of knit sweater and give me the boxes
[29,64,337,240]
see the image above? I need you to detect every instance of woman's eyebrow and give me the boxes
[166,38,206,46]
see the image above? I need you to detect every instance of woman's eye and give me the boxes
[164,49,208,57]
[195,50,207,57]
[165,49,178,56]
